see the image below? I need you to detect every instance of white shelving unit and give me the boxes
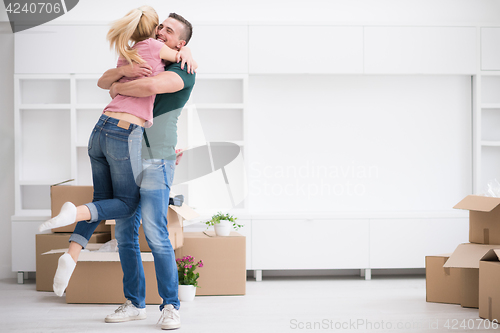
[12,72,249,274]
[13,74,110,216]
[175,74,248,214]
[474,27,500,193]
[475,72,500,192]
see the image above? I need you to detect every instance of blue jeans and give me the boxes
[69,114,143,247]
[115,158,180,311]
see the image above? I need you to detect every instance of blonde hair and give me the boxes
[107,6,159,65]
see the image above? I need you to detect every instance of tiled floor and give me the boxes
[0,274,493,332]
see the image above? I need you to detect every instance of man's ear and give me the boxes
[178,40,187,49]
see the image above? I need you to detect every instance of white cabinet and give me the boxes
[189,25,248,74]
[249,26,363,74]
[252,219,370,270]
[364,27,476,74]
[15,25,116,74]
[12,217,47,272]
[369,218,469,269]
[481,28,500,71]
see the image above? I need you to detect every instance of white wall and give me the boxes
[247,75,472,213]
[0,21,15,279]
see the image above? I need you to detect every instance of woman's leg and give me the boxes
[38,205,91,232]
[51,115,143,296]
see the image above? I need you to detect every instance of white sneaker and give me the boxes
[105,300,147,323]
[158,304,181,330]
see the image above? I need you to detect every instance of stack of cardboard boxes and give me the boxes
[36,184,111,292]
[38,184,247,303]
[426,195,500,321]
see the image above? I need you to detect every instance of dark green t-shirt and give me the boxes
[142,62,195,160]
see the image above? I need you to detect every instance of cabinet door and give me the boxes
[12,220,45,272]
[15,25,116,74]
[364,27,476,74]
[481,28,500,71]
[189,25,248,73]
[249,26,363,74]
[369,218,469,269]
[252,219,369,269]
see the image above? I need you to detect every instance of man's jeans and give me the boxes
[70,114,143,247]
[115,158,180,311]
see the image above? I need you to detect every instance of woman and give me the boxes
[38,6,196,296]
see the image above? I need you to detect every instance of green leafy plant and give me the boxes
[205,211,244,230]
[176,255,203,287]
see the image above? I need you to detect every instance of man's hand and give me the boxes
[176,47,198,74]
[120,62,153,78]
[109,82,120,99]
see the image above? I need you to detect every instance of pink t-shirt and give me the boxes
[103,38,165,127]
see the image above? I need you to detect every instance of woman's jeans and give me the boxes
[115,159,180,311]
[69,114,143,247]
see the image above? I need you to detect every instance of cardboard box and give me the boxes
[444,243,500,308]
[454,195,500,245]
[479,249,500,321]
[42,244,161,304]
[175,231,246,296]
[106,203,199,251]
[51,184,110,233]
[36,232,111,291]
[425,254,461,304]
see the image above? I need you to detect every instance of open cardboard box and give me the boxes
[175,231,246,296]
[425,253,461,305]
[42,244,161,304]
[454,195,500,245]
[443,243,500,308]
[106,203,199,251]
[479,248,500,322]
[36,232,111,291]
[51,183,110,233]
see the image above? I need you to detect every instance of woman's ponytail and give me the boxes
[107,6,159,65]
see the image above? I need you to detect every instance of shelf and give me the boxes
[482,141,500,147]
[19,179,69,186]
[12,210,51,219]
[192,103,244,110]
[481,104,500,109]
[19,104,71,110]
[76,104,107,110]
[480,71,500,76]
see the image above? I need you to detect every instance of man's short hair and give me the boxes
[169,13,193,45]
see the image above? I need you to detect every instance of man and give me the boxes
[97,12,195,330]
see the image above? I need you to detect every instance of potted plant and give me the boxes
[205,212,243,236]
[176,255,203,301]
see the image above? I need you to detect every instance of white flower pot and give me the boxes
[178,284,196,302]
[214,220,231,236]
